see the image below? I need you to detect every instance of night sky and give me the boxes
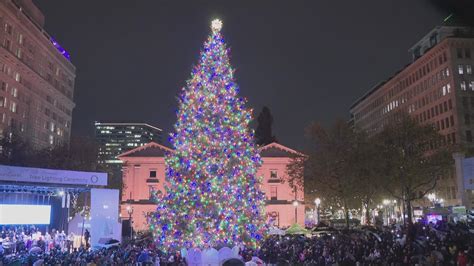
[34,1,452,149]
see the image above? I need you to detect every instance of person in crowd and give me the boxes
[84,229,90,249]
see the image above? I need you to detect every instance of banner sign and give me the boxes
[0,165,107,186]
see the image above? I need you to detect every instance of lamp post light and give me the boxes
[314,198,321,226]
[293,200,299,224]
[126,205,134,239]
[383,200,390,225]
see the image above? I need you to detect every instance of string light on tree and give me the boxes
[148,19,267,251]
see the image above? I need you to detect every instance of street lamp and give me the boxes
[427,193,436,203]
[292,200,299,224]
[126,205,134,239]
[314,198,321,226]
[382,200,390,225]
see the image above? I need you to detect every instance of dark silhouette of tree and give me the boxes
[376,115,452,234]
[291,120,361,228]
[0,131,33,166]
[255,106,277,146]
[287,120,384,227]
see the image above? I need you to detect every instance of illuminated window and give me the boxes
[10,102,16,113]
[18,34,23,45]
[14,72,20,82]
[11,87,17,98]
[461,81,467,91]
[447,84,451,93]
[4,23,12,34]
[467,65,472,75]
[16,48,21,59]
[270,186,277,200]
[458,65,464,75]
[270,170,278,179]
[49,135,54,145]
[470,81,474,91]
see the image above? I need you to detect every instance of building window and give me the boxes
[11,88,17,98]
[470,81,474,91]
[14,72,20,82]
[10,102,16,113]
[458,65,464,75]
[467,65,472,75]
[4,23,12,34]
[270,186,277,200]
[467,130,473,142]
[457,48,463,58]
[15,48,22,59]
[149,186,156,200]
[450,115,454,127]
[465,114,470,125]
[1,82,7,91]
[270,170,278,179]
[3,39,11,50]
[461,81,467,91]
[18,34,23,45]
[149,170,157,178]
[466,48,471,59]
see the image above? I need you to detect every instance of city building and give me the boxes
[119,142,305,231]
[94,121,163,165]
[0,0,76,148]
[350,24,474,208]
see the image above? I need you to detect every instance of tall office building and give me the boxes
[350,24,474,208]
[0,0,76,148]
[94,122,163,165]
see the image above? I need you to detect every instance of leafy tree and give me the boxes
[349,131,384,225]
[287,120,385,227]
[255,106,277,146]
[298,120,361,228]
[376,115,452,231]
[0,131,34,166]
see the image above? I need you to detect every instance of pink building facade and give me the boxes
[119,142,304,231]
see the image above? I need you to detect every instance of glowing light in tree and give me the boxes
[211,19,223,32]
[148,19,267,251]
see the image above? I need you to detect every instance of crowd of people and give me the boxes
[1,221,474,265]
[260,222,474,265]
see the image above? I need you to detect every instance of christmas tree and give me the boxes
[149,19,267,251]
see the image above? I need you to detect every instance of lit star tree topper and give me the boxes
[149,19,267,251]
